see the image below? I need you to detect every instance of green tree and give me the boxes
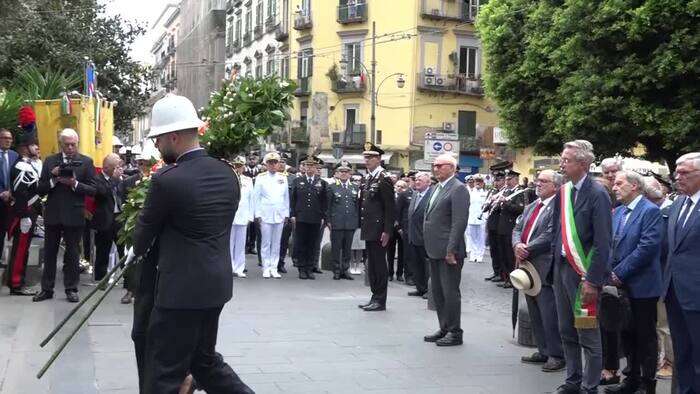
[478,0,700,169]
[0,0,152,138]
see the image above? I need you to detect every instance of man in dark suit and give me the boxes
[405,171,432,297]
[92,153,125,282]
[550,140,612,394]
[326,161,359,280]
[663,152,700,394]
[393,179,412,282]
[483,171,506,282]
[290,155,327,279]
[604,170,663,394]
[33,128,97,303]
[423,154,470,347]
[513,169,565,372]
[358,142,395,312]
[134,94,252,394]
[0,128,19,268]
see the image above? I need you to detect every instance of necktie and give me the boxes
[0,151,6,188]
[521,201,543,243]
[677,198,694,232]
[428,184,442,211]
[615,207,632,239]
[572,186,578,204]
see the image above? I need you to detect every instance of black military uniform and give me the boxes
[278,155,296,273]
[496,169,528,287]
[133,148,252,393]
[326,161,359,280]
[358,143,395,311]
[483,162,511,283]
[290,155,328,279]
[244,154,262,255]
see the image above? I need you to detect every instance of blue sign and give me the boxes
[432,142,443,151]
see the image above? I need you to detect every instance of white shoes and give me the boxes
[234,270,247,278]
[262,269,271,278]
[270,269,281,279]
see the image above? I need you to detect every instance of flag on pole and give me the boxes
[85,63,96,97]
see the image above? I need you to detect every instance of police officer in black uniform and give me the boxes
[326,160,359,280]
[483,163,508,283]
[495,168,528,288]
[277,153,296,274]
[358,143,395,312]
[290,155,328,279]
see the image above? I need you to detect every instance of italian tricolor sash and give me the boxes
[560,182,598,329]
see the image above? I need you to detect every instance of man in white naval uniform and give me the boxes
[466,175,488,262]
[253,152,289,278]
[231,156,254,277]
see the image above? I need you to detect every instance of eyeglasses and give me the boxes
[432,163,451,168]
[675,169,699,178]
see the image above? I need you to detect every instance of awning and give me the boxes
[317,152,393,165]
[459,155,483,168]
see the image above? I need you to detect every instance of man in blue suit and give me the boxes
[550,140,613,394]
[404,171,432,297]
[0,128,19,267]
[663,152,700,394]
[605,171,663,394]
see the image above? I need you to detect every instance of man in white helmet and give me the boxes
[132,94,252,393]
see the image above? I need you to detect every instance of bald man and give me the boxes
[92,153,125,282]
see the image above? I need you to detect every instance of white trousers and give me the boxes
[230,224,248,274]
[260,222,284,270]
[466,224,486,260]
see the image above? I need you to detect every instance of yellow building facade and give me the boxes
[284,0,501,173]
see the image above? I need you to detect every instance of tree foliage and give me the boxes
[0,0,152,137]
[478,0,700,167]
[201,76,296,158]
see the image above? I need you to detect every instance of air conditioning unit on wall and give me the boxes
[435,77,445,86]
[424,75,435,85]
[424,67,435,76]
[442,122,455,132]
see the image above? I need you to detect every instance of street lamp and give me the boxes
[339,56,404,144]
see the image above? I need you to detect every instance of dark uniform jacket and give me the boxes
[326,180,359,230]
[37,153,96,227]
[395,190,413,235]
[484,187,503,232]
[497,186,528,235]
[9,157,42,218]
[290,174,327,224]
[407,188,432,246]
[133,149,240,309]
[360,168,395,241]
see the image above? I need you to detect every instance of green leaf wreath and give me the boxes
[117,76,296,248]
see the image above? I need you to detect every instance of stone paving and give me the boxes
[0,251,671,393]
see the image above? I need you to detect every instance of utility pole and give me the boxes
[370,21,377,144]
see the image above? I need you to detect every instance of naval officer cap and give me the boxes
[335,160,352,171]
[363,142,385,156]
[232,155,246,166]
[263,151,281,163]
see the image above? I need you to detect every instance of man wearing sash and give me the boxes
[551,140,612,394]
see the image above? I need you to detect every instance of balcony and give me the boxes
[337,2,367,24]
[275,22,289,40]
[416,72,485,97]
[293,77,312,96]
[232,39,241,53]
[166,44,175,56]
[420,0,474,23]
[265,16,277,32]
[338,124,366,147]
[254,25,263,40]
[293,10,312,30]
[331,75,366,94]
[243,31,252,46]
[291,121,308,143]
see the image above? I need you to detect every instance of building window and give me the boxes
[235,18,242,42]
[245,6,252,34]
[459,46,479,79]
[280,55,290,79]
[255,58,263,78]
[256,1,263,27]
[267,0,277,20]
[297,48,313,78]
[343,42,362,75]
[227,17,234,47]
[267,58,277,76]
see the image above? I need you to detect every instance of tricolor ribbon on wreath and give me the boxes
[560,182,598,329]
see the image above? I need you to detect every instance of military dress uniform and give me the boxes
[359,143,395,310]
[326,164,359,279]
[231,157,254,277]
[290,158,327,279]
[253,155,290,278]
[484,182,505,281]
[278,169,297,272]
[496,171,528,286]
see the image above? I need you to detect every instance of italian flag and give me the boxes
[560,182,598,328]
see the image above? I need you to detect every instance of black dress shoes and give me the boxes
[604,379,640,393]
[10,287,38,296]
[358,300,373,309]
[436,332,463,346]
[542,357,566,372]
[312,267,323,274]
[405,278,415,286]
[521,351,548,364]
[388,275,394,282]
[306,271,315,280]
[66,291,80,303]
[333,273,341,280]
[553,384,581,394]
[32,290,53,302]
[484,274,497,281]
[491,276,505,283]
[277,266,287,274]
[423,330,447,343]
[407,290,425,297]
[340,272,354,280]
[362,302,385,312]
[421,293,429,299]
[396,275,404,282]
[299,270,309,280]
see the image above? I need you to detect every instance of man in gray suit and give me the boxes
[513,169,566,372]
[422,154,470,347]
[404,172,433,296]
